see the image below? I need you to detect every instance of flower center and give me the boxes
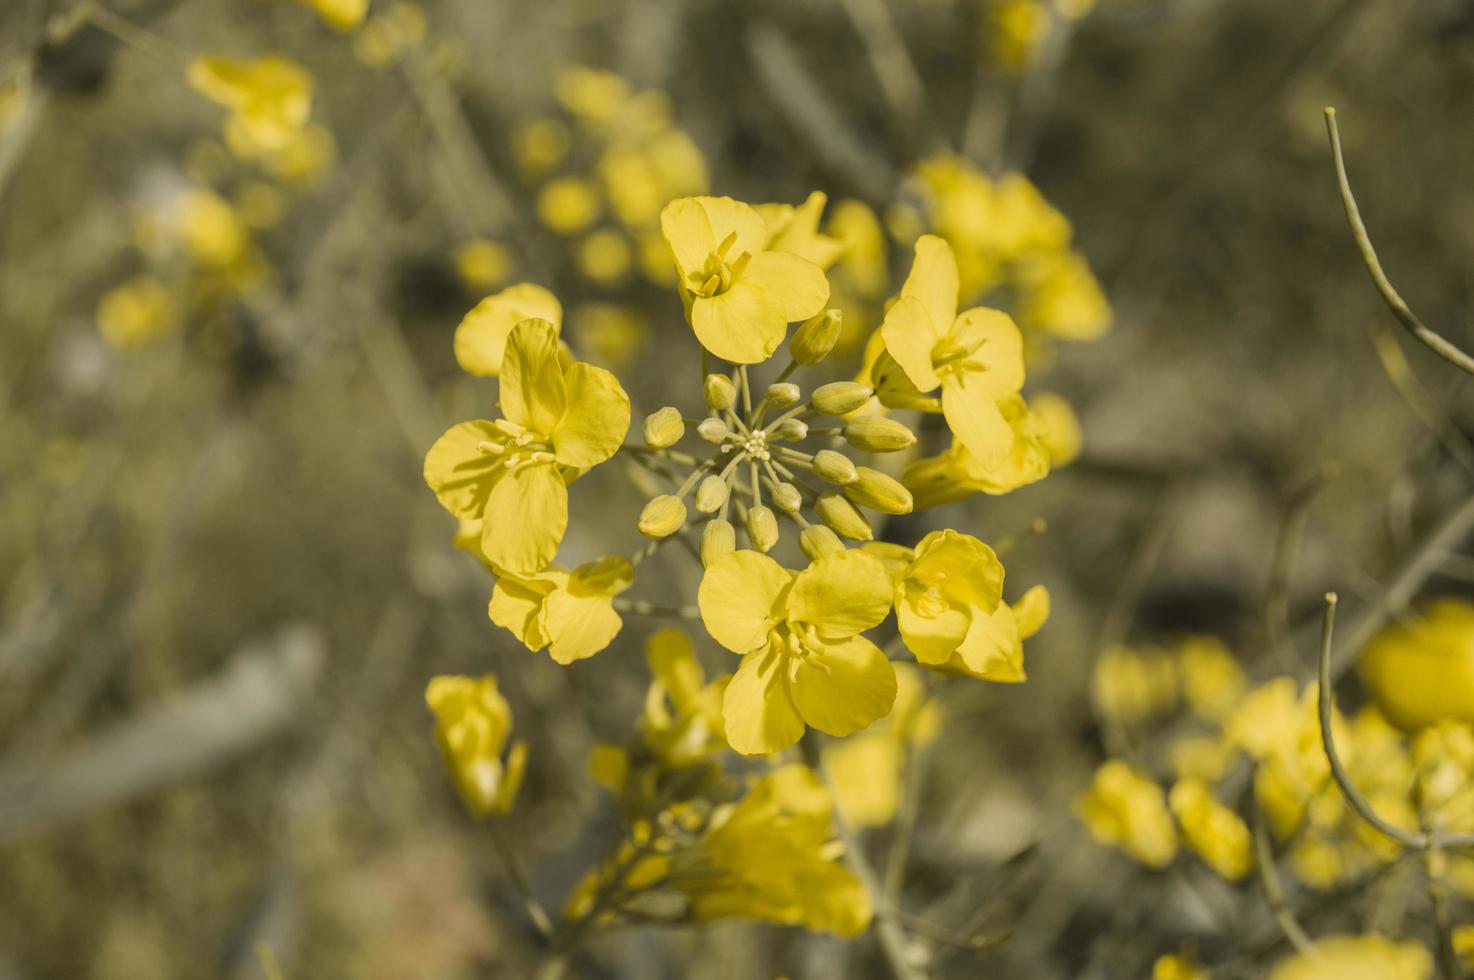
[688,230,751,298]
[478,421,555,469]
[931,335,983,376]
[739,429,770,461]
[905,577,951,619]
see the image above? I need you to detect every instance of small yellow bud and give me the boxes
[770,418,809,441]
[746,505,779,552]
[816,493,873,541]
[638,494,687,537]
[813,449,859,485]
[697,417,731,444]
[695,474,730,513]
[642,406,684,449]
[790,308,841,364]
[704,373,736,411]
[844,466,913,515]
[799,524,845,560]
[810,381,873,416]
[701,518,736,567]
[771,482,803,512]
[843,415,917,453]
[764,382,801,409]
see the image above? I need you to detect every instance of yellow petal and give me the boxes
[698,550,793,653]
[696,196,768,259]
[741,250,829,322]
[897,598,971,664]
[544,587,622,664]
[453,283,562,377]
[953,306,1025,399]
[900,235,959,338]
[647,627,704,709]
[1014,585,1050,639]
[500,318,567,435]
[423,420,505,518]
[660,196,716,281]
[941,373,1014,468]
[953,603,1025,681]
[879,294,941,392]
[690,283,788,364]
[723,647,805,755]
[911,529,1004,612]
[792,635,897,737]
[788,550,893,639]
[489,573,557,650]
[483,462,567,575]
[553,362,630,467]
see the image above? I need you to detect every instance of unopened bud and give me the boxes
[843,415,916,453]
[701,518,736,567]
[816,493,873,541]
[790,308,841,364]
[746,505,779,552]
[810,381,873,416]
[638,494,687,537]
[704,373,735,411]
[771,482,803,512]
[813,449,858,485]
[697,417,730,444]
[764,382,801,409]
[843,466,913,515]
[770,417,809,441]
[642,406,684,449]
[695,474,730,513]
[799,524,845,560]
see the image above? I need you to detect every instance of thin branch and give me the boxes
[1251,806,1317,957]
[1324,108,1474,378]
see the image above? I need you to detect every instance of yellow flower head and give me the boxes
[1269,935,1432,980]
[489,555,634,664]
[900,394,1052,505]
[96,276,176,350]
[698,549,896,754]
[453,282,563,377]
[1360,598,1474,731]
[1015,249,1112,342]
[1076,760,1178,869]
[454,238,511,292]
[1092,643,1179,727]
[661,196,830,363]
[425,674,528,818]
[756,191,846,269]
[295,0,368,31]
[187,56,312,154]
[826,198,890,301]
[641,627,729,766]
[880,235,1025,466]
[424,317,630,574]
[1175,635,1245,723]
[891,530,1004,666]
[1168,778,1253,881]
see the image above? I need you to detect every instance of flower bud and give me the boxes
[770,418,809,441]
[638,494,687,537]
[764,382,801,410]
[812,449,858,485]
[799,524,845,560]
[843,415,917,453]
[843,466,914,515]
[695,474,730,513]
[704,373,735,411]
[642,406,685,449]
[816,493,873,541]
[697,417,730,444]
[771,482,803,512]
[810,381,873,416]
[701,518,736,567]
[789,308,842,364]
[746,505,779,552]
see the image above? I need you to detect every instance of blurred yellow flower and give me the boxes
[424,317,630,574]
[425,674,528,817]
[1169,778,1252,880]
[826,198,889,301]
[569,303,647,369]
[1029,391,1082,466]
[352,2,427,68]
[188,55,312,154]
[513,117,572,178]
[96,276,177,350]
[1092,644,1178,727]
[698,549,896,754]
[575,228,632,284]
[1176,635,1245,723]
[489,555,634,664]
[987,0,1051,73]
[294,0,368,31]
[1153,952,1207,980]
[537,176,603,235]
[453,282,563,377]
[824,664,940,827]
[1076,760,1178,868]
[1268,935,1432,980]
[1015,250,1113,342]
[1360,598,1474,730]
[454,238,511,292]
[556,66,631,126]
[757,191,846,269]
[171,187,250,269]
[641,627,730,766]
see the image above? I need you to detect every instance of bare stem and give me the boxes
[1251,806,1317,957]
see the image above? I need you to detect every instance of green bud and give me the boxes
[770,418,809,441]
[816,493,873,541]
[642,406,685,449]
[638,494,687,537]
[701,518,736,567]
[812,449,858,485]
[810,381,873,416]
[764,382,801,410]
[704,373,736,411]
[799,524,845,560]
[843,466,914,515]
[843,415,917,453]
[771,482,803,512]
[697,417,730,444]
[695,474,730,513]
[746,505,779,552]
[789,308,842,364]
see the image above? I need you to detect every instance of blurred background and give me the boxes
[5,0,1474,977]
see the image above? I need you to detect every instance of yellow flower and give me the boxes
[1153,953,1208,980]
[537,176,603,236]
[555,66,631,126]
[1015,250,1112,342]
[454,238,511,292]
[756,191,846,269]
[424,318,630,574]
[425,674,527,817]
[1075,760,1178,868]
[489,555,634,664]
[96,277,176,349]
[1029,391,1082,466]
[661,196,829,363]
[879,236,1025,464]
[1168,778,1252,880]
[512,117,571,178]
[676,764,872,936]
[569,303,647,369]
[889,530,1004,665]
[599,129,709,229]
[900,394,1052,505]
[1268,935,1432,980]
[1092,644,1179,726]
[174,187,249,268]
[824,664,940,827]
[1175,635,1245,722]
[928,585,1049,682]
[641,627,729,766]
[295,0,368,31]
[826,198,889,301]
[453,282,563,378]
[575,228,632,284]
[1360,598,1474,730]
[697,549,896,754]
[187,56,312,154]
[987,0,1050,73]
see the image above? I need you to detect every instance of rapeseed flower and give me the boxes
[1075,760,1178,868]
[187,56,312,154]
[425,674,527,817]
[453,282,563,378]
[489,555,634,664]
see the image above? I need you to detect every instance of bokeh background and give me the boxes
[4,0,1474,977]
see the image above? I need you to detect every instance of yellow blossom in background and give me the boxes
[454,238,511,292]
[187,55,312,154]
[826,198,889,301]
[575,228,633,284]
[661,195,829,363]
[293,0,368,31]
[537,176,603,236]
[425,674,528,818]
[1360,598,1474,731]
[1168,778,1252,880]
[1175,636,1245,723]
[640,628,730,766]
[600,131,709,230]
[1153,952,1208,980]
[825,664,941,827]
[150,187,249,270]
[1029,391,1082,466]
[489,555,634,664]
[96,277,177,350]
[258,123,336,185]
[1076,760,1178,868]
[352,2,427,68]
[1170,734,1237,783]
[1268,935,1432,980]
[1092,644,1178,727]
[513,117,572,178]
[987,0,1051,74]
[424,317,630,574]
[1015,250,1113,342]
[757,192,846,269]
[453,282,563,377]
[555,66,631,127]
[698,549,896,754]
[1412,722,1474,835]
[569,303,647,370]
[0,73,28,133]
